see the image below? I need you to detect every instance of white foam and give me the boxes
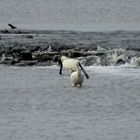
[86,64,140,76]
[32,65,58,70]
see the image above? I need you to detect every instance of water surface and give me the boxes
[0,65,140,140]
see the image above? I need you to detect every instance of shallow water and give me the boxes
[0,65,140,140]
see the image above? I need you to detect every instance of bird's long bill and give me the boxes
[78,62,89,79]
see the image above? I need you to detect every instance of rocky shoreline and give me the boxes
[0,29,140,66]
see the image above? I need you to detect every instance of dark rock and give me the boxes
[1,30,10,33]
[26,35,34,39]
[33,53,52,62]
[11,47,25,53]
[95,52,105,56]
[67,51,83,58]
[20,52,32,60]
[115,59,125,65]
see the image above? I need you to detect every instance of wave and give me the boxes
[86,64,140,76]
[76,47,140,68]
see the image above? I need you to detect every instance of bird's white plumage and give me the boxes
[70,62,84,87]
[61,56,79,72]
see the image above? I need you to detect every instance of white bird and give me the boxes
[61,56,78,72]
[53,56,89,79]
[70,62,84,87]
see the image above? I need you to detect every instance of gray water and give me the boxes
[0,0,140,31]
[0,65,140,140]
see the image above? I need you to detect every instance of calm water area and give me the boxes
[0,65,140,140]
